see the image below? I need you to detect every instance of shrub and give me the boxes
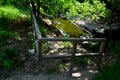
[93,41,120,80]
[108,41,120,59]
[93,61,120,80]
[40,0,108,21]
[0,5,27,20]
[0,48,21,70]
[0,0,29,8]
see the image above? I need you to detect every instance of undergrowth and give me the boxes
[45,65,59,74]
[0,48,21,70]
[93,61,120,80]
[0,3,29,78]
[0,28,20,47]
[0,4,30,47]
[0,0,29,79]
[0,5,30,21]
[93,41,120,80]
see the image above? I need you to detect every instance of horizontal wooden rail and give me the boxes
[30,3,42,39]
[38,38,107,42]
[42,53,99,59]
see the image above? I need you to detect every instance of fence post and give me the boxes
[97,41,106,71]
[36,40,43,71]
[69,41,77,75]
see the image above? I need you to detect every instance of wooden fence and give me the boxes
[30,0,106,75]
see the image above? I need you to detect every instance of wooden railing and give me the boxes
[30,1,106,75]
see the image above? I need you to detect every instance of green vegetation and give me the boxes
[108,41,120,59]
[0,5,28,47]
[93,61,120,80]
[0,0,29,8]
[40,0,108,21]
[0,28,20,47]
[53,18,90,37]
[42,42,50,54]
[45,65,59,74]
[0,48,21,70]
[0,0,120,79]
[0,0,30,47]
[0,0,30,74]
[39,1,120,79]
[45,63,69,74]
[101,0,120,14]
[59,64,68,71]
[62,42,72,48]
[0,6,25,20]
[93,41,120,80]
[74,58,90,66]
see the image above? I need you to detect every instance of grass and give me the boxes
[0,5,29,20]
[0,48,22,79]
[0,3,29,79]
[74,57,90,66]
[0,27,20,47]
[45,65,59,74]
[93,41,120,80]
[0,5,30,47]
[0,48,21,70]
[93,60,120,80]
[0,3,29,72]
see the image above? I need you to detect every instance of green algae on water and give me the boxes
[53,18,90,37]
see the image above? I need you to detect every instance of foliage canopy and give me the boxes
[40,0,109,21]
[0,0,29,7]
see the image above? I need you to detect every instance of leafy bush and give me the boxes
[93,61,120,80]
[93,41,120,80]
[0,5,28,20]
[0,0,29,7]
[0,5,29,47]
[108,41,120,59]
[0,48,21,70]
[40,0,108,21]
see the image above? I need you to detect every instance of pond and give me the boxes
[52,18,92,38]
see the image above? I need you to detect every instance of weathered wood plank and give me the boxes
[97,41,106,71]
[30,3,42,39]
[38,38,106,42]
[42,52,99,59]
[69,42,77,74]
[32,13,42,39]
[37,40,43,70]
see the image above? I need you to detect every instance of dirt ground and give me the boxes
[3,55,98,80]
[4,55,98,80]
[0,19,112,80]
